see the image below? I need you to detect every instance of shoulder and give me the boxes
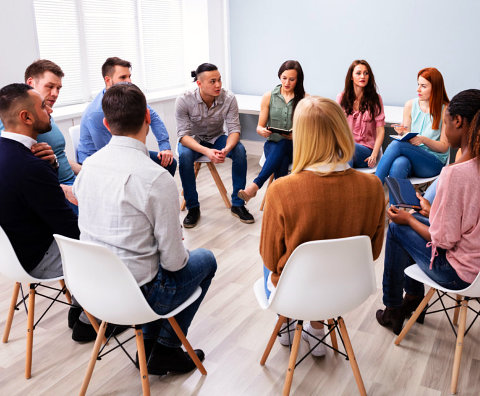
[261,91,272,106]
[336,92,344,103]
[405,98,415,110]
[176,89,195,107]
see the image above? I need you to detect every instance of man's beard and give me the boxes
[34,117,52,134]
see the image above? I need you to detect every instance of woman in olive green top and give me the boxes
[238,60,305,202]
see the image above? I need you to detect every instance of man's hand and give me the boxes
[206,148,225,164]
[31,142,56,165]
[157,149,174,167]
[387,205,413,225]
[417,192,431,218]
[60,184,78,206]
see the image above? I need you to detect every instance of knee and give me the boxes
[178,146,195,166]
[230,142,246,160]
[192,248,217,274]
[390,157,411,178]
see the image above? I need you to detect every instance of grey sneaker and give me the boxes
[231,205,254,224]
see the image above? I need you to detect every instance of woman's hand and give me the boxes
[416,192,431,218]
[387,205,413,225]
[409,135,424,146]
[257,127,272,139]
[365,153,377,168]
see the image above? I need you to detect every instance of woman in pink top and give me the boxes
[376,89,480,335]
[337,60,385,168]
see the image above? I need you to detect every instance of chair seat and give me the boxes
[405,264,480,297]
[355,166,377,174]
[408,175,439,185]
[253,278,269,310]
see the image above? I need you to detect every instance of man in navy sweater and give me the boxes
[0,83,79,275]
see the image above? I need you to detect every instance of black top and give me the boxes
[0,137,79,272]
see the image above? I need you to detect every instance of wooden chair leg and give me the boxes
[395,287,436,345]
[338,317,366,396]
[206,162,232,209]
[180,162,202,211]
[451,299,469,394]
[58,280,72,304]
[261,315,287,365]
[25,284,36,379]
[168,317,207,375]
[327,319,338,352]
[452,294,462,326]
[83,310,107,344]
[282,320,303,396]
[3,282,21,343]
[135,326,150,396]
[260,174,274,211]
[80,321,108,396]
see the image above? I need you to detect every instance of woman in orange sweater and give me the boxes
[260,96,385,356]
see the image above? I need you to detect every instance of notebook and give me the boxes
[385,176,421,209]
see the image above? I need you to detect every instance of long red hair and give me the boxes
[417,67,449,130]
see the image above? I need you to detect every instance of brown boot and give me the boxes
[402,294,427,324]
[376,307,405,335]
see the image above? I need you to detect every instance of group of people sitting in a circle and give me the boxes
[248,59,480,350]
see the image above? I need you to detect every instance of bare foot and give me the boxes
[238,183,259,202]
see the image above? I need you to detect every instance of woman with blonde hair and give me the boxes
[260,96,385,355]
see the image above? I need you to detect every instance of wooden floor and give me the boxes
[1,155,480,396]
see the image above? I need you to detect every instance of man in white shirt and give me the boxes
[74,82,217,375]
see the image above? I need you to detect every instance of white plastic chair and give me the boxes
[68,125,81,163]
[54,234,206,396]
[395,264,480,394]
[254,236,375,395]
[0,225,70,379]
[176,141,231,211]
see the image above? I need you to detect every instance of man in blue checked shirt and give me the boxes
[77,57,176,176]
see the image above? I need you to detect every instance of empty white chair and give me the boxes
[254,236,375,396]
[0,225,70,379]
[395,264,480,394]
[68,125,81,163]
[54,234,206,396]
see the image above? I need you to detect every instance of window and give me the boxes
[33,0,184,106]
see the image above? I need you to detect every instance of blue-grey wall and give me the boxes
[229,0,480,107]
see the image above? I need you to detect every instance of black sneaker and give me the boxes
[183,207,200,228]
[68,306,82,329]
[145,344,205,375]
[71,320,129,342]
[231,205,254,224]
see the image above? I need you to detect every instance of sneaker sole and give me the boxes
[183,222,198,228]
[230,211,255,224]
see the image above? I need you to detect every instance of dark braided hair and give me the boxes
[468,110,480,159]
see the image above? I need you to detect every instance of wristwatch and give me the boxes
[52,154,59,170]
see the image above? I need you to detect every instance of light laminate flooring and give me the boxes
[1,155,479,395]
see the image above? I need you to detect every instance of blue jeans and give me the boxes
[423,178,438,204]
[382,214,470,308]
[263,266,272,299]
[254,139,292,188]
[375,140,444,183]
[149,150,177,177]
[178,135,247,209]
[349,143,372,168]
[141,248,217,347]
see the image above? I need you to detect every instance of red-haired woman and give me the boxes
[375,67,450,183]
[337,60,385,168]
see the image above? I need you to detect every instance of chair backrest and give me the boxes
[269,236,375,321]
[54,234,159,326]
[0,225,40,283]
[69,125,81,163]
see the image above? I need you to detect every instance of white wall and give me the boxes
[0,1,39,87]
[229,0,480,106]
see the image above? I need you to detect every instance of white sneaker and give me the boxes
[302,322,327,357]
[278,320,296,346]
